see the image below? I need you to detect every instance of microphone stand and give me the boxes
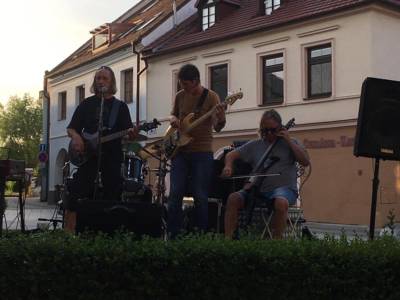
[93,89,106,201]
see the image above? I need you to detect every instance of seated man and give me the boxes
[222,109,310,239]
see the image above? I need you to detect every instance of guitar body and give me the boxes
[68,132,99,167]
[163,113,195,159]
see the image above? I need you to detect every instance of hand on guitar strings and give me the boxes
[221,165,233,178]
[170,115,181,129]
[71,135,85,154]
[275,126,290,142]
[127,127,139,140]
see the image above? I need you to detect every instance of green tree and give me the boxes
[0,94,42,168]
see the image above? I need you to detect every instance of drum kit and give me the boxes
[120,137,169,205]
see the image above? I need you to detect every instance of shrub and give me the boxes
[0,232,399,300]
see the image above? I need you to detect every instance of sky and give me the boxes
[0,0,140,105]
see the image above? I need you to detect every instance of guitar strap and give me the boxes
[107,99,121,130]
[194,88,209,114]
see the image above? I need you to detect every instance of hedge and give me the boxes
[0,232,399,300]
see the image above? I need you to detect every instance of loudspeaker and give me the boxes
[354,77,400,160]
[76,200,162,237]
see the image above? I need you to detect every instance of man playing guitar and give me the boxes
[222,109,310,239]
[168,64,226,238]
[65,66,138,233]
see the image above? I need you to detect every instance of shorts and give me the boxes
[238,186,298,207]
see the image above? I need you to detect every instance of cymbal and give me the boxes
[136,134,148,141]
[138,143,162,160]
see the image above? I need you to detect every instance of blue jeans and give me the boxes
[167,152,214,238]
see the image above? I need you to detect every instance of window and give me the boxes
[122,69,133,104]
[58,91,67,121]
[307,44,332,98]
[92,30,109,50]
[210,64,228,101]
[202,0,216,31]
[262,53,284,105]
[76,85,85,105]
[265,0,281,15]
[173,70,181,95]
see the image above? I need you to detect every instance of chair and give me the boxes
[242,162,311,239]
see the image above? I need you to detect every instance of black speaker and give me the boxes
[354,77,400,160]
[76,200,162,237]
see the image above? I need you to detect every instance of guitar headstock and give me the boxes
[224,91,243,106]
[138,118,161,132]
[284,118,296,130]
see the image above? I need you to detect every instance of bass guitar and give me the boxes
[163,91,243,159]
[69,119,160,167]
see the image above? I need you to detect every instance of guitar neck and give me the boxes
[100,129,129,143]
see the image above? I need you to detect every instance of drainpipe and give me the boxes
[42,71,50,203]
[131,41,149,125]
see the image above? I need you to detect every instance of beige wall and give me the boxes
[145,5,400,226]
[146,8,387,134]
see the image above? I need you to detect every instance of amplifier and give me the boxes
[0,159,25,178]
[76,200,162,237]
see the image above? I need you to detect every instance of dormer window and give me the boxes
[91,25,111,51]
[265,0,281,15]
[91,23,135,52]
[202,0,216,31]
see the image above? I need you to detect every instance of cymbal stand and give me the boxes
[154,154,169,205]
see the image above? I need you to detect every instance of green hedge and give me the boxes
[0,232,400,300]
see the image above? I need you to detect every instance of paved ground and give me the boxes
[2,196,61,231]
[1,196,384,239]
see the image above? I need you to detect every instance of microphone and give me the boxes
[98,86,108,94]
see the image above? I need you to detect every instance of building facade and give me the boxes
[142,0,400,226]
[43,0,195,203]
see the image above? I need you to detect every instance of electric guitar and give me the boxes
[69,119,160,167]
[163,91,243,159]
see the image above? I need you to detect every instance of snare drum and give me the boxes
[122,155,144,182]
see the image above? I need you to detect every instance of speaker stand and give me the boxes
[369,158,380,240]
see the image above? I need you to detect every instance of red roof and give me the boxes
[47,0,189,77]
[143,0,400,58]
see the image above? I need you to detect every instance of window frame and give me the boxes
[58,91,67,121]
[257,49,286,107]
[265,0,281,15]
[75,85,85,105]
[305,42,333,100]
[209,63,229,102]
[172,69,180,100]
[202,0,216,31]
[121,68,134,104]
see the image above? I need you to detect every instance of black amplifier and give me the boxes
[76,200,162,237]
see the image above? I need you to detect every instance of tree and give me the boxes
[0,94,42,168]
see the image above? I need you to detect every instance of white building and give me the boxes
[43,0,196,203]
[142,0,400,226]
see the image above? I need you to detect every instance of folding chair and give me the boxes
[253,162,311,239]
